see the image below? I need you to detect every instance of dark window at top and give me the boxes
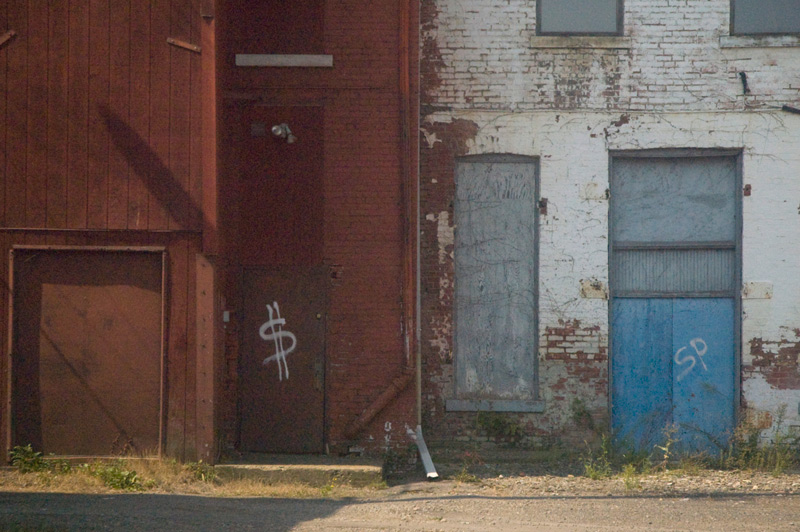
[228,0,324,54]
[732,0,800,35]
[537,0,622,35]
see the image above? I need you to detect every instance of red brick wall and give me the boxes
[217,0,418,454]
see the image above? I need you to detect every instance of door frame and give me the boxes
[6,245,167,458]
[607,148,743,440]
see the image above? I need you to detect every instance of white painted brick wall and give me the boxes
[422,0,800,442]
[425,0,800,112]
[423,108,800,437]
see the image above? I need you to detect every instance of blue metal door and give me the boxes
[610,153,739,454]
[612,298,735,453]
[671,299,736,452]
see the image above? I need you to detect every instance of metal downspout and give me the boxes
[404,0,437,480]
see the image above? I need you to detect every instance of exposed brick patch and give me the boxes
[746,335,800,390]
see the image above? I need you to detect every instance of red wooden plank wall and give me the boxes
[1,0,203,233]
[0,0,207,460]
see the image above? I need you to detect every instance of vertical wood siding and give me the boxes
[1,0,207,460]
[2,0,204,233]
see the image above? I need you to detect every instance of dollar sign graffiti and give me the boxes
[259,301,297,381]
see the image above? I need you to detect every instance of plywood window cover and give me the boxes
[536,0,624,36]
[5,245,168,458]
[235,54,333,67]
[452,155,541,410]
[730,0,800,36]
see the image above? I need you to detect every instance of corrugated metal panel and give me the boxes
[613,248,735,295]
[611,157,737,243]
[454,159,538,401]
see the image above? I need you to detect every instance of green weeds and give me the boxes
[10,445,145,491]
[720,405,799,474]
[581,406,800,485]
[476,412,524,442]
[453,450,484,483]
[184,460,217,483]
[9,445,47,473]
[84,461,145,491]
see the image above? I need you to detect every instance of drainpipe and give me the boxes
[403,0,438,480]
[343,0,438,480]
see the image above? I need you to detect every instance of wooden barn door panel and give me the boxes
[11,249,164,456]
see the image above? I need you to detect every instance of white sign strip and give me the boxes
[235,54,334,67]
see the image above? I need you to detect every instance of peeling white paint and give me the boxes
[579,182,607,201]
[744,373,800,442]
[429,314,452,363]
[742,282,773,300]
[580,279,608,300]
[436,211,454,266]
[420,127,442,149]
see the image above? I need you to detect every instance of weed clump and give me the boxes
[10,445,72,475]
[476,412,524,443]
[580,406,800,485]
[10,445,144,491]
[582,434,613,479]
[10,445,48,474]
[184,460,217,483]
[720,405,800,475]
[84,461,146,491]
[454,450,484,483]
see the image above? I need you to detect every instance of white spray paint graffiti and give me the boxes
[674,338,708,382]
[384,421,392,450]
[259,301,297,381]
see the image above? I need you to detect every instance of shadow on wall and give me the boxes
[98,104,206,231]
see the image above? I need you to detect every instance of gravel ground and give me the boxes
[3,469,800,531]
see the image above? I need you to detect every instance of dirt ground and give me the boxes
[3,469,800,531]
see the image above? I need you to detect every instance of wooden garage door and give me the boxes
[10,248,165,456]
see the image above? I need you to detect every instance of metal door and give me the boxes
[239,269,326,453]
[610,153,739,454]
[11,248,164,456]
[237,106,326,453]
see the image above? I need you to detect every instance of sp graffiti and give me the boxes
[675,338,708,382]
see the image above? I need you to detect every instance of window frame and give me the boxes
[730,0,800,36]
[536,0,624,37]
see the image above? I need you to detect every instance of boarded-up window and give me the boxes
[732,0,800,35]
[453,156,539,404]
[537,0,622,35]
[11,248,164,456]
